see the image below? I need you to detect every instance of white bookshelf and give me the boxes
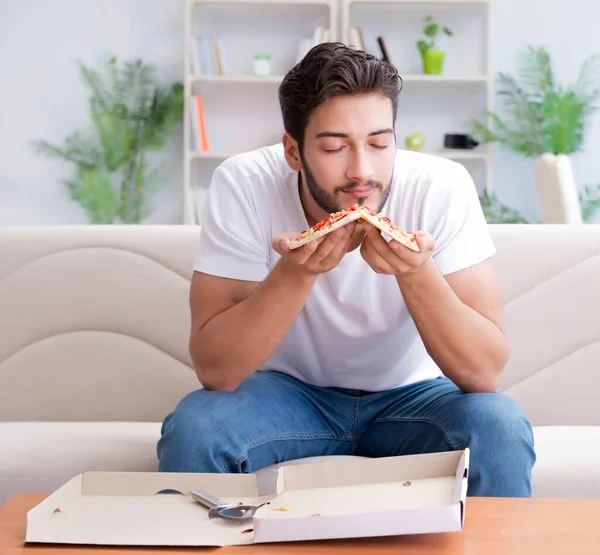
[345,0,488,4]
[183,0,338,224]
[400,75,489,83]
[189,147,488,160]
[342,0,493,196]
[190,74,285,84]
[190,0,335,4]
[183,0,491,224]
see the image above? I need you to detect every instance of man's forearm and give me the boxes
[396,259,510,393]
[191,261,317,391]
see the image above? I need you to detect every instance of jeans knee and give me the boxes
[460,393,535,460]
[466,393,533,442]
[453,392,536,497]
[156,389,239,473]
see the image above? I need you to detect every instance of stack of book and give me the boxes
[348,26,392,64]
[188,26,333,154]
[189,96,209,153]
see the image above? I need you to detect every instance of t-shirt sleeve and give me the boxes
[427,161,496,276]
[193,162,269,282]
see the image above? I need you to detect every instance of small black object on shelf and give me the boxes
[444,134,479,150]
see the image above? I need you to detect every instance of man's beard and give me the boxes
[300,153,392,215]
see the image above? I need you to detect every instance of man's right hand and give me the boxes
[273,222,356,275]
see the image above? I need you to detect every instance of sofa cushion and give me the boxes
[2,224,600,428]
[0,421,161,505]
[530,426,600,499]
[2,423,599,506]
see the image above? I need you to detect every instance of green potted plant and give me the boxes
[470,46,600,158]
[469,45,600,223]
[417,16,453,75]
[478,190,530,224]
[579,183,600,222]
[32,56,184,224]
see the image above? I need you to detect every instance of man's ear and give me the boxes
[282,133,302,172]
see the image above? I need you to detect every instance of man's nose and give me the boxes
[346,151,374,183]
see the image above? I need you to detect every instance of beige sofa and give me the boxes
[1,224,599,506]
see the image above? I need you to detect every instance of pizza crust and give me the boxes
[288,204,420,252]
[358,207,420,252]
[287,207,363,249]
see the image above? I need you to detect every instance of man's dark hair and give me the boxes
[278,42,403,151]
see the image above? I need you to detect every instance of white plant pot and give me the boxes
[533,153,583,224]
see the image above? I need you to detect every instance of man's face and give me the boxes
[299,93,396,215]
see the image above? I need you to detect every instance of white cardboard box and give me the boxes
[25,449,469,547]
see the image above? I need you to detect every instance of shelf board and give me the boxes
[189,151,239,160]
[348,0,488,4]
[189,74,489,85]
[190,74,283,84]
[190,0,334,5]
[436,149,490,160]
[401,74,490,83]
[189,149,490,161]
[187,68,489,90]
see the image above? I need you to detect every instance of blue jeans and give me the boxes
[157,371,536,497]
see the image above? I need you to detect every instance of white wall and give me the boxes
[0,0,185,225]
[0,0,598,225]
[489,0,600,223]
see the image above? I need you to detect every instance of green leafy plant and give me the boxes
[32,56,184,224]
[417,16,453,56]
[479,191,531,224]
[478,186,600,224]
[579,183,600,222]
[470,46,600,157]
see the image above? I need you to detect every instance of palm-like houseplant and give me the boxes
[471,45,600,157]
[32,56,184,224]
[479,190,530,224]
[470,46,600,222]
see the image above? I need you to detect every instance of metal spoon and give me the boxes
[189,490,269,520]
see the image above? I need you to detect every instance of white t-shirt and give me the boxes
[194,143,496,391]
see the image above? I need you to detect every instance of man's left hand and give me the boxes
[360,224,435,276]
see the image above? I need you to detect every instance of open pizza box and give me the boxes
[25,449,469,547]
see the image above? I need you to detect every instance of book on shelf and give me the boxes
[376,36,391,64]
[191,35,226,75]
[348,27,392,65]
[349,26,365,52]
[295,26,331,63]
[191,27,331,76]
[189,95,210,153]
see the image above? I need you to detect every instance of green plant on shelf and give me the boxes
[32,56,184,224]
[417,16,453,76]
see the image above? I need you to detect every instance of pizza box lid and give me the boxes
[25,449,469,547]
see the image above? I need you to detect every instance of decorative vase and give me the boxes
[533,153,583,224]
[422,50,445,75]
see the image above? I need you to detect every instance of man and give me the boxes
[157,43,535,497]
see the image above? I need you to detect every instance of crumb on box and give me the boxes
[53,508,61,514]
[403,480,412,487]
[272,507,290,512]
[310,513,321,517]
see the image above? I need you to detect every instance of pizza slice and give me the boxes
[358,206,420,252]
[288,204,420,252]
[288,204,363,249]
